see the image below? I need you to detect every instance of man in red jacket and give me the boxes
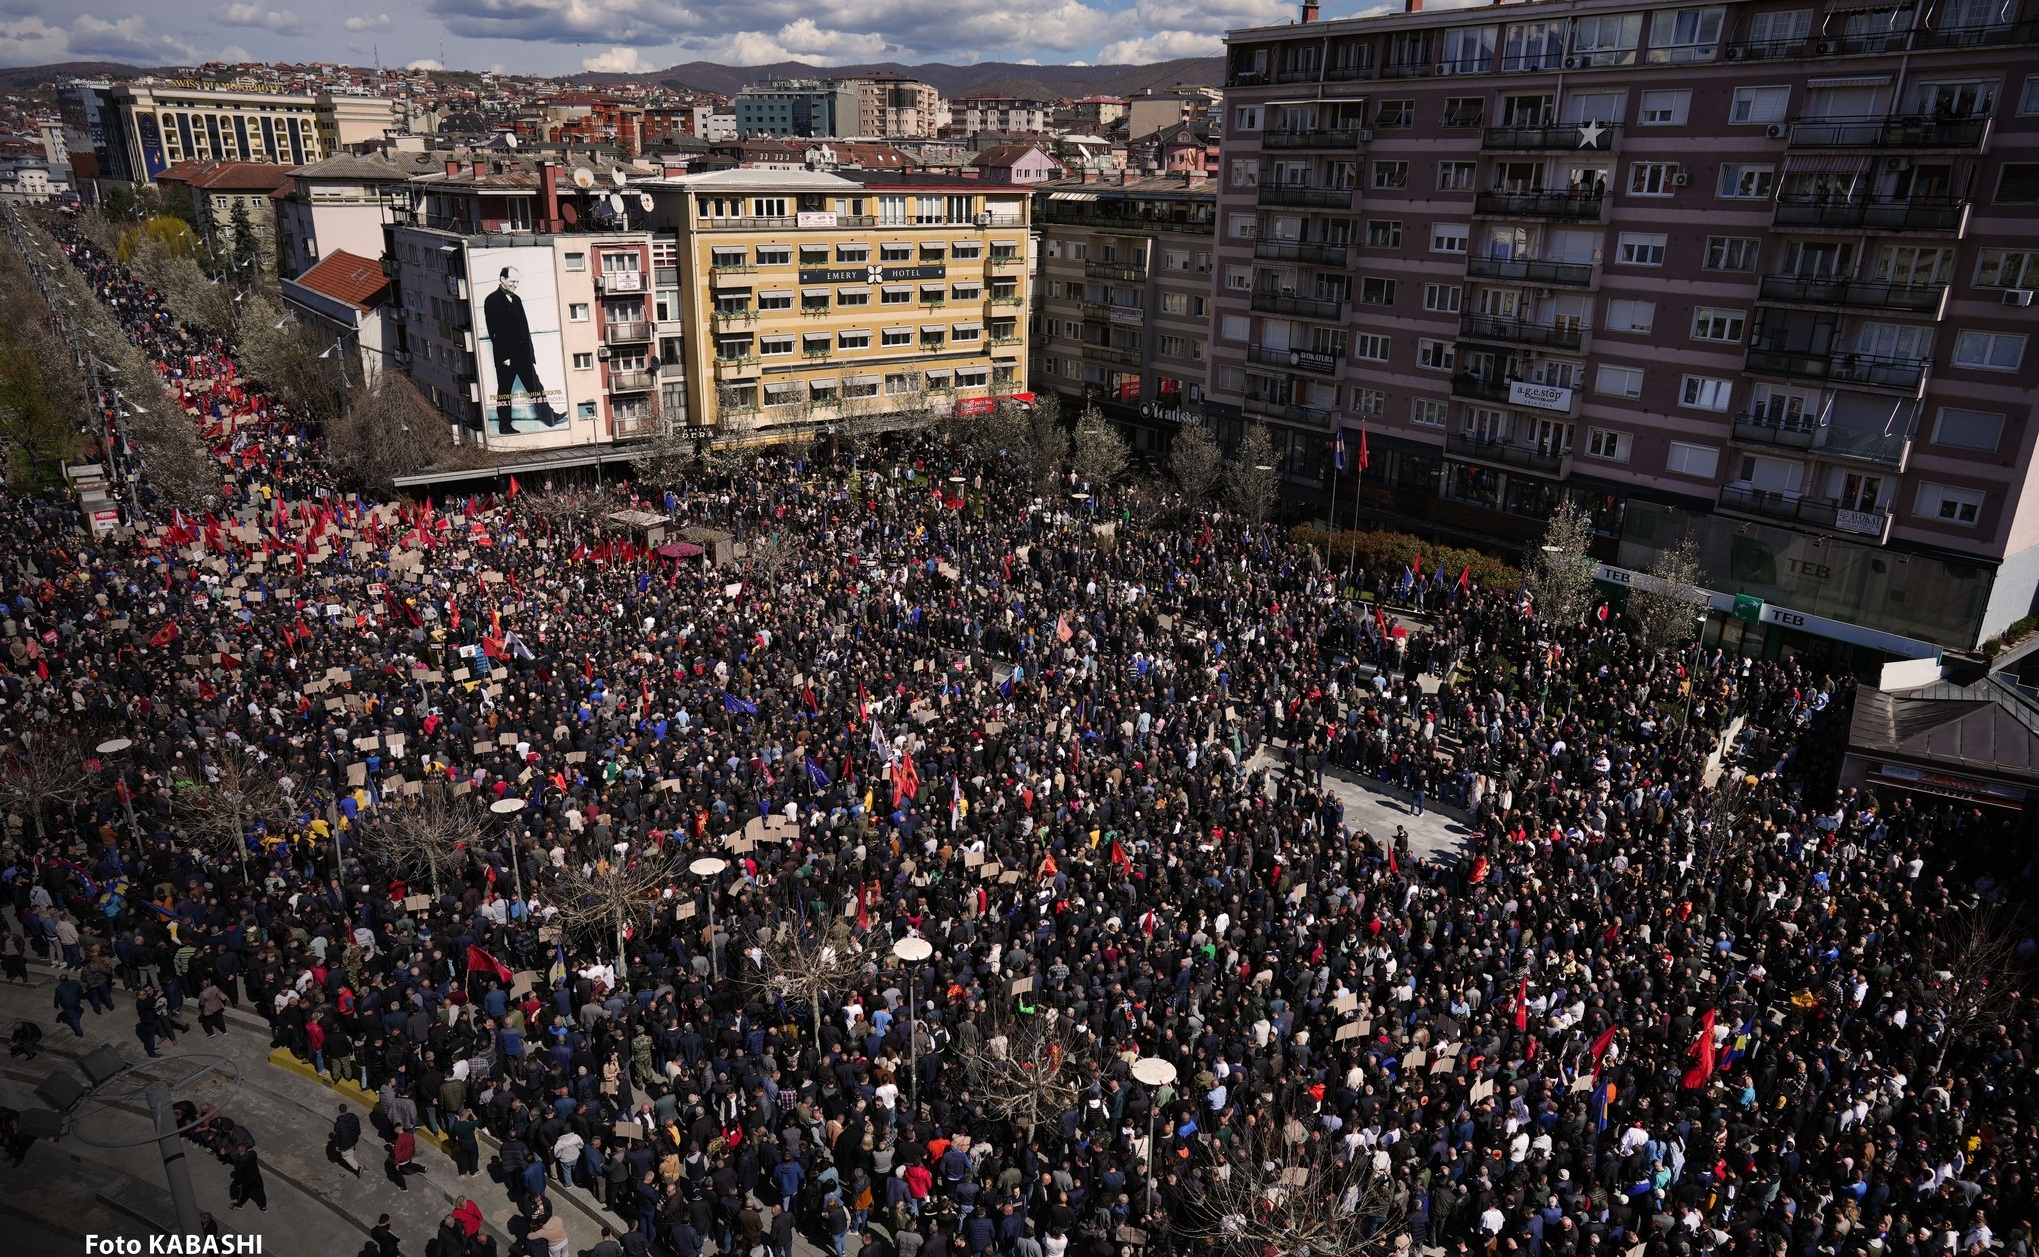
[390,1123,417,1191]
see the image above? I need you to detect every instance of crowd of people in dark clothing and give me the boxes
[0,206,2034,1257]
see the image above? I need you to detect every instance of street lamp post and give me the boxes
[689,856,729,982]
[892,935,934,1115]
[95,737,139,856]
[1130,1055,1178,1208]
[488,796,528,910]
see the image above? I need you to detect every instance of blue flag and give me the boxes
[724,693,758,715]
[805,755,831,788]
[1334,426,1347,472]
[548,941,568,987]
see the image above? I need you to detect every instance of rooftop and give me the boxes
[289,248,389,312]
[154,160,297,192]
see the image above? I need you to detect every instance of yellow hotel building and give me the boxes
[646,169,1030,439]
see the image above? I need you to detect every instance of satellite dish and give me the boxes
[637,192,653,212]
[502,132,518,148]
[607,192,625,215]
[571,166,595,190]
[560,202,579,225]
[611,169,629,187]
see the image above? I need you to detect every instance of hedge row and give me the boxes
[1289,524,1522,591]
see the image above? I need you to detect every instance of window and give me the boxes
[1629,162,1677,196]
[1730,86,1790,125]
[838,288,871,307]
[1158,335,1187,358]
[1585,428,1631,462]
[1666,440,1720,478]
[881,287,912,305]
[1604,299,1655,333]
[1423,284,1463,313]
[1417,339,1455,371]
[1228,212,1258,239]
[760,335,795,356]
[1346,388,1383,418]
[1933,407,2004,451]
[1571,12,1642,66]
[758,291,794,310]
[1952,330,2026,371]
[1160,292,1190,315]
[1647,7,1724,62]
[1617,233,1666,266]
[1745,8,1811,49]
[879,244,912,262]
[1443,98,1485,127]
[1431,224,1468,254]
[880,328,912,347]
[1596,364,1644,398]
[1193,296,1209,316]
[563,251,587,270]
[1438,161,1477,191]
[762,382,802,407]
[1354,334,1391,362]
[572,352,594,369]
[655,289,681,322]
[1373,161,1409,190]
[1680,376,1732,412]
[837,244,870,263]
[951,324,980,343]
[1995,164,2039,202]
[951,243,982,260]
[956,367,989,388]
[2022,75,2039,116]
[1376,100,1414,128]
[1442,25,1497,73]
[1367,220,1403,248]
[1704,237,1760,272]
[1224,265,1253,292]
[800,245,830,265]
[1974,249,2034,288]
[1229,158,1259,189]
[1638,89,1690,125]
[1216,365,1247,393]
[838,330,872,349]
[755,246,791,266]
[1359,276,1397,306]
[1717,165,1775,199]
[753,197,788,218]
[568,303,590,321]
[1220,314,1251,341]
[1234,105,1262,130]
[1690,308,1746,343]
[1916,482,1983,525]
[1412,398,1449,428]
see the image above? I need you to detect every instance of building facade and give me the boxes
[1031,174,1218,453]
[276,153,427,279]
[154,160,295,274]
[102,85,328,182]
[645,169,1031,442]
[857,78,943,139]
[734,81,860,138]
[950,97,1054,135]
[1212,0,2039,657]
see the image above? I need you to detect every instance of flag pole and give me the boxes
[1325,425,1342,586]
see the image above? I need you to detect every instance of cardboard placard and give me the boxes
[1332,994,1359,1014]
[1471,1079,1496,1103]
[998,871,1021,884]
[676,902,697,921]
[1335,1022,1361,1041]
[1403,1049,1427,1069]
[511,971,537,998]
[614,1120,644,1141]
[354,736,381,751]
[1253,969,1273,986]
[1010,976,1034,995]
[979,862,1002,880]
[473,740,493,756]
[1571,1074,1595,1093]
[498,733,518,746]
[1431,1056,1454,1074]
[964,851,985,868]
[403,894,432,911]
[566,752,587,763]
[346,763,367,786]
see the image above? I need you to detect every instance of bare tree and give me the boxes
[546,853,677,987]
[361,797,483,899]
[1525,497,1599,631]
[328,371,467,495]
[1069,404,1130,493]
[235,293,345,422]
[524,485,607,538]
[744,920,866,1050]
[1169,422,1223,515]
[1923,902,2029,1076]
[179,742,290,879]
[1178,1103,1396,1257]
[1228,423,1281,525]
[964,1002,1097,1144]
[1628,535,1709,655]
[1012,392,1069,494]
[0,735,86,842]
[629,389,706,488]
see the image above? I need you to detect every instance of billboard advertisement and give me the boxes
[472,245,570,437]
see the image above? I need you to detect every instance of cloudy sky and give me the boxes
[0,0,1323,72]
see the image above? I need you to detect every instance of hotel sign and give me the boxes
[1508,381,1575,412]
[799,264,947,284]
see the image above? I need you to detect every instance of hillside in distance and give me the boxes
[572,57,1226,101]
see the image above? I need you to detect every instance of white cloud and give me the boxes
[0,16,72,67]
[406,57,444,70]
[210,3,307,33]
[1097,29,1224,63]
[579,45,647,73]
[69,13,202,63]
[217,44,255,62]
[343,13,394,31]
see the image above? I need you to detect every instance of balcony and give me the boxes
[1721,38,1807,61]
[1257,184,1356,209]
[1744,347,1928,395]
[1717,485,1894,541]
[596,271,645,294]
[608,370,654,393]
[709,257,757,274]
[1447,432,1565,474]
[1458,314,1585,351]
[1078,300,1143,324]
[989,292,1024,307]
[1324,61,1373,82]
[1255,239,1349,267]
[1913,19,2036,48]
[1248,344,1340,375]
[1757,275,1949,317]
[1465,254,1596,287]
[1081,344,1143,368]
[1482,123,1617,152]
[603,320,652,343]
[1771,195,1970,235]
[711,309,757,327]
[1730,412,1912,470]
[1474,190,1604,221]
[1262,127,1370,151]
[1243,397,1336,426]
[1786,113,1992,151]
[712,356,761,380]
[1084,260,1148,282]
[1450,372,1513,403]
[1250,290,1344,320]
[988,252,1022,267]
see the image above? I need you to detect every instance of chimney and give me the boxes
[1405,0,1421,9]
[538,160,562,231]
[662,162,685,177]
[1301,1,1319,20]
[444,158,460,176]
[472,160,486,177]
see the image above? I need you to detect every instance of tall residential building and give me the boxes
[950,97,1055,135]
[100,85,329,182]
[644,169,1031,441]
[734,80,861,138]
[1030,173,1218,454]
[857,78,943,139]
[276,152,434,279]
[1211,0,2039,661]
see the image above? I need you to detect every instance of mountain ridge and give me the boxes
[569,58,1226,101]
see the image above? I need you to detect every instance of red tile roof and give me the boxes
[292,248,389,312]
[155,160,298,193]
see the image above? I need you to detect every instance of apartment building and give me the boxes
[1212,0,2039,659]
[644,169,1030,442]
[383,157,672,452]
[99,85,327,182]
[153,160,296,272]
[950,97,1055,135]
[276,152,434,279]
[734,81,860,138]
[1031,174,1218,453]
[857,78,944,139]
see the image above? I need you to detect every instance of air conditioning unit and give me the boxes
[1534,287,1553,298]
[1563,55,1585,69]
[597,346,611,359]
[1885,157,1909,171]
[1356,127,1374,141]
[1672,170,1690,186]
[1765,123,1788,139]
[975,212,992,226]
[2005,288,2035,307]
[1725,46,1745,60]
[1815,40,1837,54]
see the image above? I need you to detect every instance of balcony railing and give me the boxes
[1446,432,1565,474]
[1913,19,2035,48]
[1730,412,1912,469]
[1474,191,1605,220]
[1324,61,1373,81]
[1464,254,1596,286]
[596,271,645,294]
[1756,274,1949,316]
[608,370,654,392]
[1717,485,1893,540]
[1257,184,1356,209]
[1745,346,1928,393]
[1243,397,1336,426]
[1771,195,1970,234]
[1255,239,1350,267]
[1450,372,1513,403]
[1081,344,1142,368]
[1458,314,1586,351]
[1482,123,1617,151]
[1250,290,1345,320]
[1248,344,1340,375]
[1721,38,1808,60]
[1787,113,1992,150]
[603,320,652,343]
[1262,127,1370,151]
[1084,260,1148,282]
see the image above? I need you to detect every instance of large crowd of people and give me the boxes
[1,207,2034,1257]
